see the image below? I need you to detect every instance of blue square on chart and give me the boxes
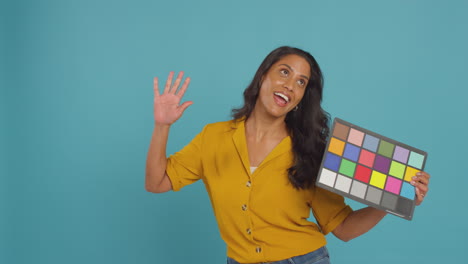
[323,152,341,172]
[363,134,380,152]
[400,182,415,200]
[343,143,360,162]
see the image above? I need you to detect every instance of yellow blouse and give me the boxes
[166,119,352,263]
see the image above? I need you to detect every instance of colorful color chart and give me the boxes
[316,118,428,220]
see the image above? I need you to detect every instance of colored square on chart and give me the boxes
[316,118,427,221]
[323,153,341,172]
[393,146,410,164]
[385,176,402,195]
[348,128,365,146]
[374,155,391,174]
[370,170,387,189]
[400,182,416,200]
[363,134,379,152]
[343,143,360,162]
[358,149,375,168]
[404,166,420,182]
[328,137,346,156]
[332,122,350,141]
[389,161,405,179]
[355,165,372,183]
[339,159,356,177]
[408,151,425,169]
[378,140,395,158]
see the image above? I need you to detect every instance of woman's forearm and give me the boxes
[145,123,171,192]
[333,207,387,242]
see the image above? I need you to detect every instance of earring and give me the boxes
[293,105,299,111]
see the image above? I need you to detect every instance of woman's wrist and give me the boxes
[154,122,171,130]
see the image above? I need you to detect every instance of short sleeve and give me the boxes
[166,127,205,192]
[310,187,353,235]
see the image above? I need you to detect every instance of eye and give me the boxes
[280,69,289,76]
[297,79,306,86]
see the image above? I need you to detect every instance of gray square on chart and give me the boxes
[350,180,367,199]
[396,197,413,216]
[365,186,382,205]
[381,192,398,211]
[335,174,352,193]
[319,168,336,187]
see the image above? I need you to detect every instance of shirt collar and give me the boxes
[232,119,292,175]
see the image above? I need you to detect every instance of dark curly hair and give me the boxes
[232,46,330,189]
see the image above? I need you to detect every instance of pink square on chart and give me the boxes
[348,128,365,147]
[358,149,375,168]
[385,177,402,195]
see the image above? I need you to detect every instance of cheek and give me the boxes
[261,77,273,88]
[259,78,273,95]
[295,89,306,103]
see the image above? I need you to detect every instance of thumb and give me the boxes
[178,101,193,114]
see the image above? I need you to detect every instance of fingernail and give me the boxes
[410,181,415,185]
[412,176,418,180]
[416,172,422,176]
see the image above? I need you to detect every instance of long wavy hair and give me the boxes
[232,46,330,189]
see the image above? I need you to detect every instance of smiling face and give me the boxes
[255,54,311,119]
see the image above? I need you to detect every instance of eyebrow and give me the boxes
[279,64,310,80]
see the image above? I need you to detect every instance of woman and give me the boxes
[145,46,430,264]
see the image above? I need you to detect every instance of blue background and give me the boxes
[2,0,467,263]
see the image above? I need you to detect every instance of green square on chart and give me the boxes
[378,140,395,158]
[389,161,405,179]
[339,159,357,177]
[408,151,424,169]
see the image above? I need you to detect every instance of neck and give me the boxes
[245,109,288,141]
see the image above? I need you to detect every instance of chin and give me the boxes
[266,109,289,119]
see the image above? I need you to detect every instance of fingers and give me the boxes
[153,77,160,97]
[169,71,184,94]
[415,185,428,205]
[414,182,429,195]
[411,171,430,206]
[411,172,429,186]
[162,71,189,95]
[415,188,424,206]
[163,71,175,94]
[177,77,191,97]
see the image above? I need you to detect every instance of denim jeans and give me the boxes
[227,246,330,264]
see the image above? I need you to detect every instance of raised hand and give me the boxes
[153,71,193,125]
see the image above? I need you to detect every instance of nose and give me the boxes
[283,78,294,91]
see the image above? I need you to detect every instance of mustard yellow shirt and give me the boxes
[166,119,352,263]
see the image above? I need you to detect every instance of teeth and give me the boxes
[274,92,289,103]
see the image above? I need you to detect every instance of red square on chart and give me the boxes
[359,149,375,167]
[355,165,372,183]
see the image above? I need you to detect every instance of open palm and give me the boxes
[153,71,193,125]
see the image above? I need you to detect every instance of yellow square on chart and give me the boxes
[328,137,346,156]
[404,166,420,182]
[370,170,386,189]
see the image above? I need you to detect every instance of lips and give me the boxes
[274,92,290,102]
[273,92,290,107]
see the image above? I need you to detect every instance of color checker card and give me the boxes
[316,118,427,220]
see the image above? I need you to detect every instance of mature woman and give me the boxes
[145,46,430,264]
